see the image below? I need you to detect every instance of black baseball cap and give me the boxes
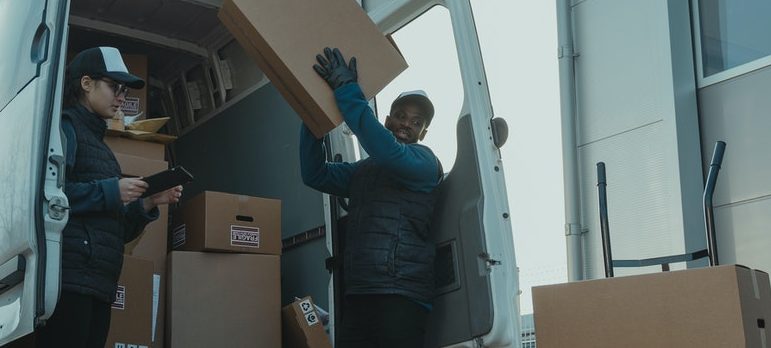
[67,47,145,89]
[391,90,435,126]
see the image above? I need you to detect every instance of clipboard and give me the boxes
[140,166,194,198]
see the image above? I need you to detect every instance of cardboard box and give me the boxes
[166,251,281,348]
[172,191,282,255]
[121,54,148,119]
[218,0,408,138]
[532,265,771,348]
[112,147,171,348]
[126,204,168,348]
[114,153,168,179]
[105,256,154,348]
[106,135,166,161]
[282,297,332,348]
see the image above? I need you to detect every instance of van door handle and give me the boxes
[31,23,50,64]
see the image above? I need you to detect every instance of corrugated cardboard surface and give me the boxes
[106,135,166,161]
[113,147,170,348]
[114,153,168,178]
[166,251,281,348]
[532,265,771,348]
[173,191,282,255]
[282,297,332,348]
[217,0,407,138]
[126,204,168,348]
[105,256,153,348]
[121,54,148,118]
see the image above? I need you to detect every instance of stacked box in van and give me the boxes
[167,191,282,347]
[104,135,170,348]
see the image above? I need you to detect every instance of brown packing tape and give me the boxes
[237,194,249,216]
[218,2,334,137]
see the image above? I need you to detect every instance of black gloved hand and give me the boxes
[314,47,358,90]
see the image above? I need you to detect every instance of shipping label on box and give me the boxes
[172,224,186,249]
[121,97,141,115]
[230,225,260,248]
[112,285,126,310]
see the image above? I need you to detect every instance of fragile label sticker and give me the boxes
[305,311,320,326]
[172,225,186,249]
[298,299,314,314]
[230,225,260,248]
[121,97,141,115]
[112,285,125,310]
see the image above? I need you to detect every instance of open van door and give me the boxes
[363,1,520,346]
[0,0,70,344]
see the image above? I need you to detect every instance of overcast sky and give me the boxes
[375,0,566,314]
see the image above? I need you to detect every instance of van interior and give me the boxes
[63,0,512,346]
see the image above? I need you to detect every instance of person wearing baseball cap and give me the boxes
[301,47,443,347]
[35,47,182,348]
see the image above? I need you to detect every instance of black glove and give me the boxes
[314,47,358,90]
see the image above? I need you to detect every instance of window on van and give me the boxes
[698,0,771,77]
[374,6,463,170]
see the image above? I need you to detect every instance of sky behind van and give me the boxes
[375,0,566,314]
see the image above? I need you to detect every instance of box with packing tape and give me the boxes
[172,191,281,255]
[532,264,771,348]
[283,297,332,348]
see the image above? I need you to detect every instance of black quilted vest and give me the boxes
[61,105,126,303]
[344,156,440,302]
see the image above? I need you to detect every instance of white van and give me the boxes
[0,0,519,346]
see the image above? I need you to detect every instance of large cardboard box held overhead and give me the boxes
[172,191,282,255]
[282,297,332,348]
[105,256,153,348]
[532,265,771,348]
[218,0,408,138]
[166,251,281,348]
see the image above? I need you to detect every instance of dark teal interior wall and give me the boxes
[172,84,331,308]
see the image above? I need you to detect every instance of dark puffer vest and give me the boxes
[344,158,440,302]
[61,105,129,303]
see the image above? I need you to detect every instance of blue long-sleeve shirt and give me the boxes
[300,83,441,195]
[62,117,158,233]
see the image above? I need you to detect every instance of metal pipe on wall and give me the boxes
[556,0,584,281]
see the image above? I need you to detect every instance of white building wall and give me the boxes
[571,0,706,278]
[698,66,771,271]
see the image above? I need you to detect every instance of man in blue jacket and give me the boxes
[301,47,442,347]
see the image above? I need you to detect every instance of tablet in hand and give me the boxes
[140,166,194,198]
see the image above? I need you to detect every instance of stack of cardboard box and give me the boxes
[167,191,282,347]
[104,135,170,348]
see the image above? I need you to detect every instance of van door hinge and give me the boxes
[48,196,70,221]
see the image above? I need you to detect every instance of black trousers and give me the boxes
[35,291,112,348]
[336,294,429,348]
